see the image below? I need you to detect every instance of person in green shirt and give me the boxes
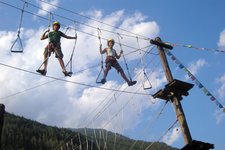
[37,21,77,77]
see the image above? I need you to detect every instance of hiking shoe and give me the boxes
[63,71,72,77]
[36,69,47,76]
[101,78,106,84]
[128,80,137,86]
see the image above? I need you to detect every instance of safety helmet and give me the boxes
[52,21,60,28]
[107,38,115,45]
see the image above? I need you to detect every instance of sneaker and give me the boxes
[128,80,137,86]
[36,69,47,76]
[101,78,106,84]
[63,71,72,77]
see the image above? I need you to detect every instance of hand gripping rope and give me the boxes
[117,33,133,82]
[65,22,78,75]
[96,28,104,84]
[37,12,53,70]
[10,1,28,53]
[136,36,152,90]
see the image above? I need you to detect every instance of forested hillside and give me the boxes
[0,112,179,150]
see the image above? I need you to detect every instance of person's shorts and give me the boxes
[44,43,63,59]
[105,56,123,72]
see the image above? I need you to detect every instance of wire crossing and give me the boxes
[0,62,150,96]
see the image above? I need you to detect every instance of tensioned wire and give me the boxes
[0,63,100,100]
[0,0,172,148]
[55,44,161,149]
[0,62,150,96]
[1,0,152,50]
[78,48,162,149]
[36,0,151,40]
[55,47,160,149]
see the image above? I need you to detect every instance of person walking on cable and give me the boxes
[37,21,77,77]
[99,38,137,86]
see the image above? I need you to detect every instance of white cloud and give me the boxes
[162,127,181,145]
[216,73,225,99]
[185,59,207,80]
[36,0,59,16]
[215,109,225,124]
[0,9,162,135]
[218,29,225,49]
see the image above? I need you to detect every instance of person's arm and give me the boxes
[116,50,123,59]
[40,29,50,40]
[62,32,77,39]
[99,44,106,54]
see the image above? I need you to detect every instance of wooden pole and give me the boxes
[151,37,192,145]
[0,104,5,147]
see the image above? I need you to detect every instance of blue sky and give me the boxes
[0,0,225,149]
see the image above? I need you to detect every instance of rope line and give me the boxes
[0,62,150,96]
[37,0,151,40]
[128,101,168,150]
[167,42,225,54]
[96,28,104,83]
[10,0,28,53]
[0,0,151,51]
[65,23,78,73]
[144,119,178,150]
[117,33,133,81]
[0,63,100,100]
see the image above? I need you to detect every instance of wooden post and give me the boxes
[0,104,5,147]
[151,37,192,145]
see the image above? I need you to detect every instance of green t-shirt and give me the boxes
[48,31,64,44]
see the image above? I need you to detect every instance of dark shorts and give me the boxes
[105,56,123,72]
[44,42,64,59]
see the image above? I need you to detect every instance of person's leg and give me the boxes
[119,69,130,83]
[57,57,66,72]
[55,46,72,77]
[57,58,72,77]
[114,61,137,86]
[36,46,49,75]
[43,51,49,71]
[101,67,110,84]
[101,62,111,84]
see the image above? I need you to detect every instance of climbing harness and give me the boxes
[96,28,104,84]
[117,33,133,82]
[65,22,78,75]
[10,1,28,53]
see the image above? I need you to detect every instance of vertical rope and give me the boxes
[10,1,28,53]
[37,12,53,70]
[117,33,133,81]
[96,28,104,83]
[65,21,78,74]
[137,37,153,90]
[78,133,83,150]
[84,128,89,150]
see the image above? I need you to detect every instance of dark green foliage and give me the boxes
[74,128,179,150]
[0,113,179,150]
[1,113,77,150]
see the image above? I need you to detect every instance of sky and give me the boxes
[0,0,225,149]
